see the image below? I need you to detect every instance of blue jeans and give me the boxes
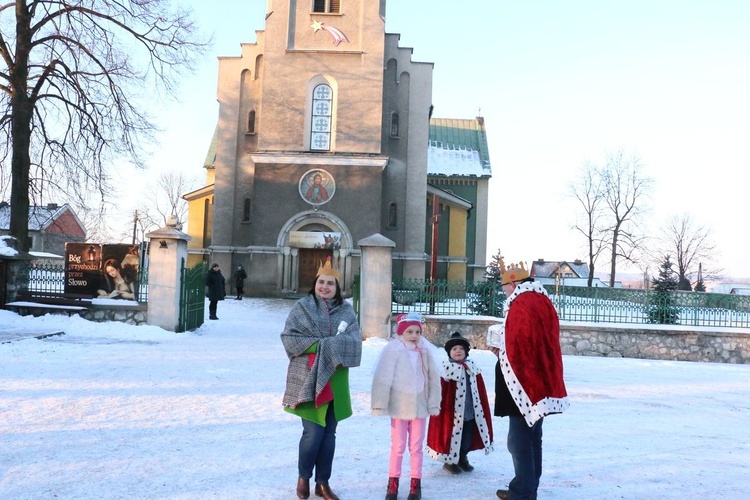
[298,404,337,484]
[460,418,475,457]
[507,415,543,500]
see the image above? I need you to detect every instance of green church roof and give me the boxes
[427,117,492,178]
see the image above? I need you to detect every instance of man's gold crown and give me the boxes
[317,256,340,280]
[499,258,529,285]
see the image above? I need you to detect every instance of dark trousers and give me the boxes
[236,286,243,297]
[208,300,218,318]
[460,418,475,457]
[299,403,338,484]
[507,415,543,500]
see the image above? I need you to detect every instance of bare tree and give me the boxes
[658,213,723,289]
[600,150,653,287]
[0,1,208,251]
[569,160,607,287]
[149,170,196,227]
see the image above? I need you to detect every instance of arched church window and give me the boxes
[313,0,340,13]
[388,202,397,228]
[310,84,332,151]
[390,112,399,137]
[242,198,251,221]
[247,110,256,134]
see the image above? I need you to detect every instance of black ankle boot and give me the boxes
[443,463,461,474]
[458,455,474,472]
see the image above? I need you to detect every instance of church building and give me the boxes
[183,0,492,296]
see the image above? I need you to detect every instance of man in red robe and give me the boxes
[488,260,569,500]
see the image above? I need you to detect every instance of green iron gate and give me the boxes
[178,260,207,332]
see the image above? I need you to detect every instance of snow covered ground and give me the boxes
[1,297,749,499]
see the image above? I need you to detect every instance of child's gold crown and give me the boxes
[499,258,529,285]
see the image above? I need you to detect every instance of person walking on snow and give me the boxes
[233,264,247,300]
[205,263,225,320]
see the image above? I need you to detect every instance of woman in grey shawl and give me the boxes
[281,257,362,500]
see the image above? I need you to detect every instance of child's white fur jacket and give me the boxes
[371,337,442,420]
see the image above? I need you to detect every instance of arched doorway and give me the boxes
[296,224,334,290]
[277,210,353,294]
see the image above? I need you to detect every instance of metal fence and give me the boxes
[392,279,503,316]
[20,262,149,303]
[391,279,750,328]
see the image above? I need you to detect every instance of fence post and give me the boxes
[145,218,191,332]
[0,237,34,304]
[358,233,395,339]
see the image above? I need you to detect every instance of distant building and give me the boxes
[530,258,614,287]
[0,202,86,256]
[711,283,750,295]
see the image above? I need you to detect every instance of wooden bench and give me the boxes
[5,290,92,316]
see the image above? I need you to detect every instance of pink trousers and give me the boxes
[388,417,427,479]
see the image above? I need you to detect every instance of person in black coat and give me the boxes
[234,264,248,300]
[205,263,226,320]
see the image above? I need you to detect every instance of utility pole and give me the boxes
[429,194,440,314]
[132,210,138,244]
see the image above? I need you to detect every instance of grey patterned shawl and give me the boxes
[281,295,362,408]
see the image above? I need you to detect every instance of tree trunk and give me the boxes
[609,232,618,287]
[8,1,33,252]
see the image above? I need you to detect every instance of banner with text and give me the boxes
[65,243,140,300]
[289,231,341,249]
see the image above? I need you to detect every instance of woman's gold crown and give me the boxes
[316,256,340,280]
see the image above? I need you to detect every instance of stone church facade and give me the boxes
[183,0,492,296]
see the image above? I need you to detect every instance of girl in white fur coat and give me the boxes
[371,312,442,500]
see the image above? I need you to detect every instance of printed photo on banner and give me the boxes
[97,244,140,300]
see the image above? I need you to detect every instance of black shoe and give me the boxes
[443,463,461,474]
[209,316,218,320]
[458,456,474,472]
[496,490,509,499]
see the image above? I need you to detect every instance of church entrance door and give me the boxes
[298,249,332,290]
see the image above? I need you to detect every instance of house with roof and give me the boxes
[0,202,86,256]
[530,258,612,287]
[182,1,492,295]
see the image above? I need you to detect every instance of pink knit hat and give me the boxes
[396,312,423,335]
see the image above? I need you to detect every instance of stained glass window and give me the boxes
[311,84,332,151]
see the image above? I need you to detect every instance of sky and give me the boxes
[117,0,750,279]
[2,297,749,499]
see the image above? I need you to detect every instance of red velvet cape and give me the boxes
[427,365,494,463]
[498,283,569,426]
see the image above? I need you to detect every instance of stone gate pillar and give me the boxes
[358,233,395,339]
[146,217,191,332]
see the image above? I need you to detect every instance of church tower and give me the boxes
[184,1,488,295]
